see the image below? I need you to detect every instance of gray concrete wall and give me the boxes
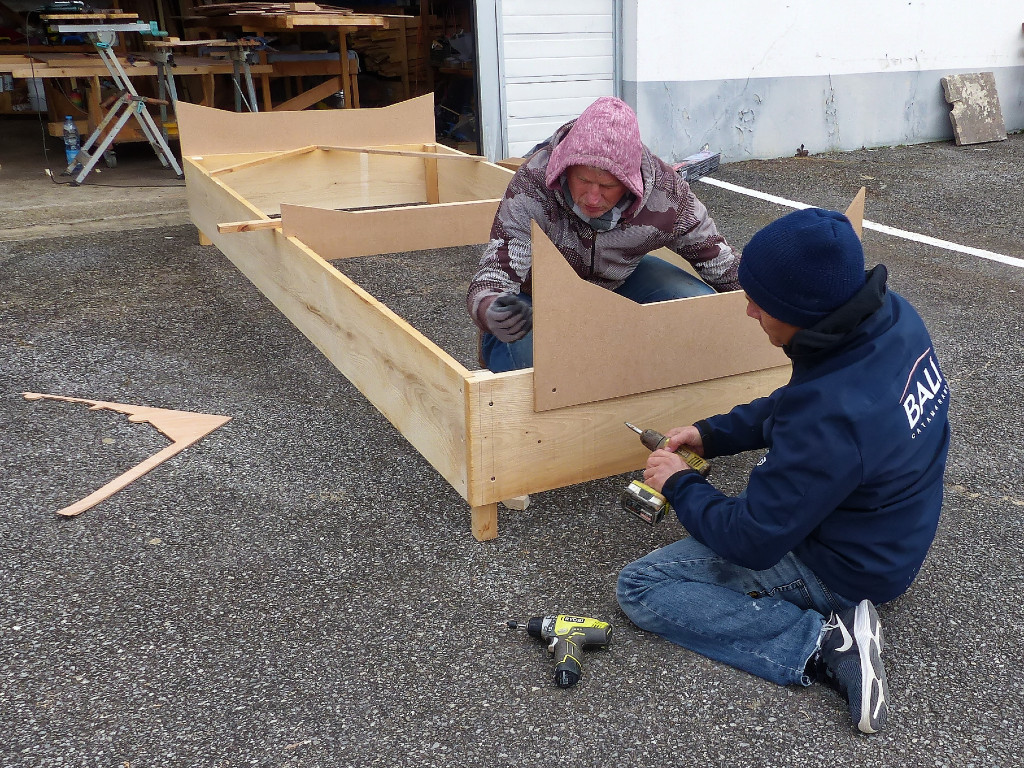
[628,66,1024,163]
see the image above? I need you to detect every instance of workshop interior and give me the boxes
[0,0,480,180]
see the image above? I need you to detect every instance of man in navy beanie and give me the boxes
[617,207,950,734]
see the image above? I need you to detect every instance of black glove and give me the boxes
[485,293,533,343]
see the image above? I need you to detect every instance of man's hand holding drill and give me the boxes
[643,425,705,491]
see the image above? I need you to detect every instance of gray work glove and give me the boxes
[485,293,533,343]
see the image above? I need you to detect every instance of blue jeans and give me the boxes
[616,537,856,686]
[481,255,715,372]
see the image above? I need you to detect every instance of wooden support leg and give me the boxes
[198,230,212,246]
[424,156,439,204]
[471,502,497,541]
[259,51,272,111]
[87,76,101,132]
[201,74,215,108]
[338,29,354,108]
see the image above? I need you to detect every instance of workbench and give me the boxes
[185,4,388,110]
[0,50,271,140]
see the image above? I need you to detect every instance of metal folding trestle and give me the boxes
[45,17,183,185]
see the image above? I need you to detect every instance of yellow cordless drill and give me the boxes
[507,614,613,688]
[620,422,710,524]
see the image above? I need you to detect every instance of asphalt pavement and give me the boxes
[1,117,1023,767]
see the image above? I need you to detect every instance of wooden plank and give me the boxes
[210,145,318,176]
[279,199,500,259]
[531,222,788,411]
[41,12,139,20]
[264,59,343,77]
[424,156,439,204]
[317,145,489,162]
[8,62,272,78]
[218,218,281,233]
[464,364,791,506]
[184,157,471,499]
[435,154,515,203]
[191,149,429,216]
[175,94,436,156]
[471,503,498,541]
[272,75,342,111]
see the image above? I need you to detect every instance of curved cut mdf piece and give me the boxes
[22,392,231,517]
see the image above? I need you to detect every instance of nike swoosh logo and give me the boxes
[835,619,854,652]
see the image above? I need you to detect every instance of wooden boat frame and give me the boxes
[177,95,792,540]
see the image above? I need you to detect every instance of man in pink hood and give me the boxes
[467,96,742,371]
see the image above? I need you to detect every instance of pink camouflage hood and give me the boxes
[544,96,645,201]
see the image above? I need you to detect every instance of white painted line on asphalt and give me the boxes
[698,176,1024,270]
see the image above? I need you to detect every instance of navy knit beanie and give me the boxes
[738,208,865,328]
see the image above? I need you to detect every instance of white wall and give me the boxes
[622,0,1024,161]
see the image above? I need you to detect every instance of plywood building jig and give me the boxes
[178,95,792,541]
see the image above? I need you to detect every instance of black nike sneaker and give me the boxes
[818,599,889,734]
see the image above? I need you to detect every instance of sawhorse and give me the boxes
[146,38,264,141]
[42,13,183,186]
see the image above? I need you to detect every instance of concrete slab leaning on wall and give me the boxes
[940,72,1008,145]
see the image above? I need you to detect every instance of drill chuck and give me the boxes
[624,421,710,476]
[621,422,710,525]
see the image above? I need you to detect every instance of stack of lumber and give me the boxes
[188,3,356,18]
[184,3,387,29]
[348,14,440,97]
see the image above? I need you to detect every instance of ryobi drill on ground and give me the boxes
[506,614,612,688]
[620,422,710,524]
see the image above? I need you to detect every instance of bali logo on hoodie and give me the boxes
[901,348,948,437]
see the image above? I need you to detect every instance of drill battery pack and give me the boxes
[620,480,669,525]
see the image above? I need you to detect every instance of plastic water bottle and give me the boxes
[62,116,81,167]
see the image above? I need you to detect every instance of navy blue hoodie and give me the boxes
[663,266,950,603]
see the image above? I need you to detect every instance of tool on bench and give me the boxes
[41,12,183,185]
[620,422,710,525]
[507,614,612,688]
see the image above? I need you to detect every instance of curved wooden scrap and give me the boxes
[22,393,230,518]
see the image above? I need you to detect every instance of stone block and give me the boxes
[940,72,1007,145]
